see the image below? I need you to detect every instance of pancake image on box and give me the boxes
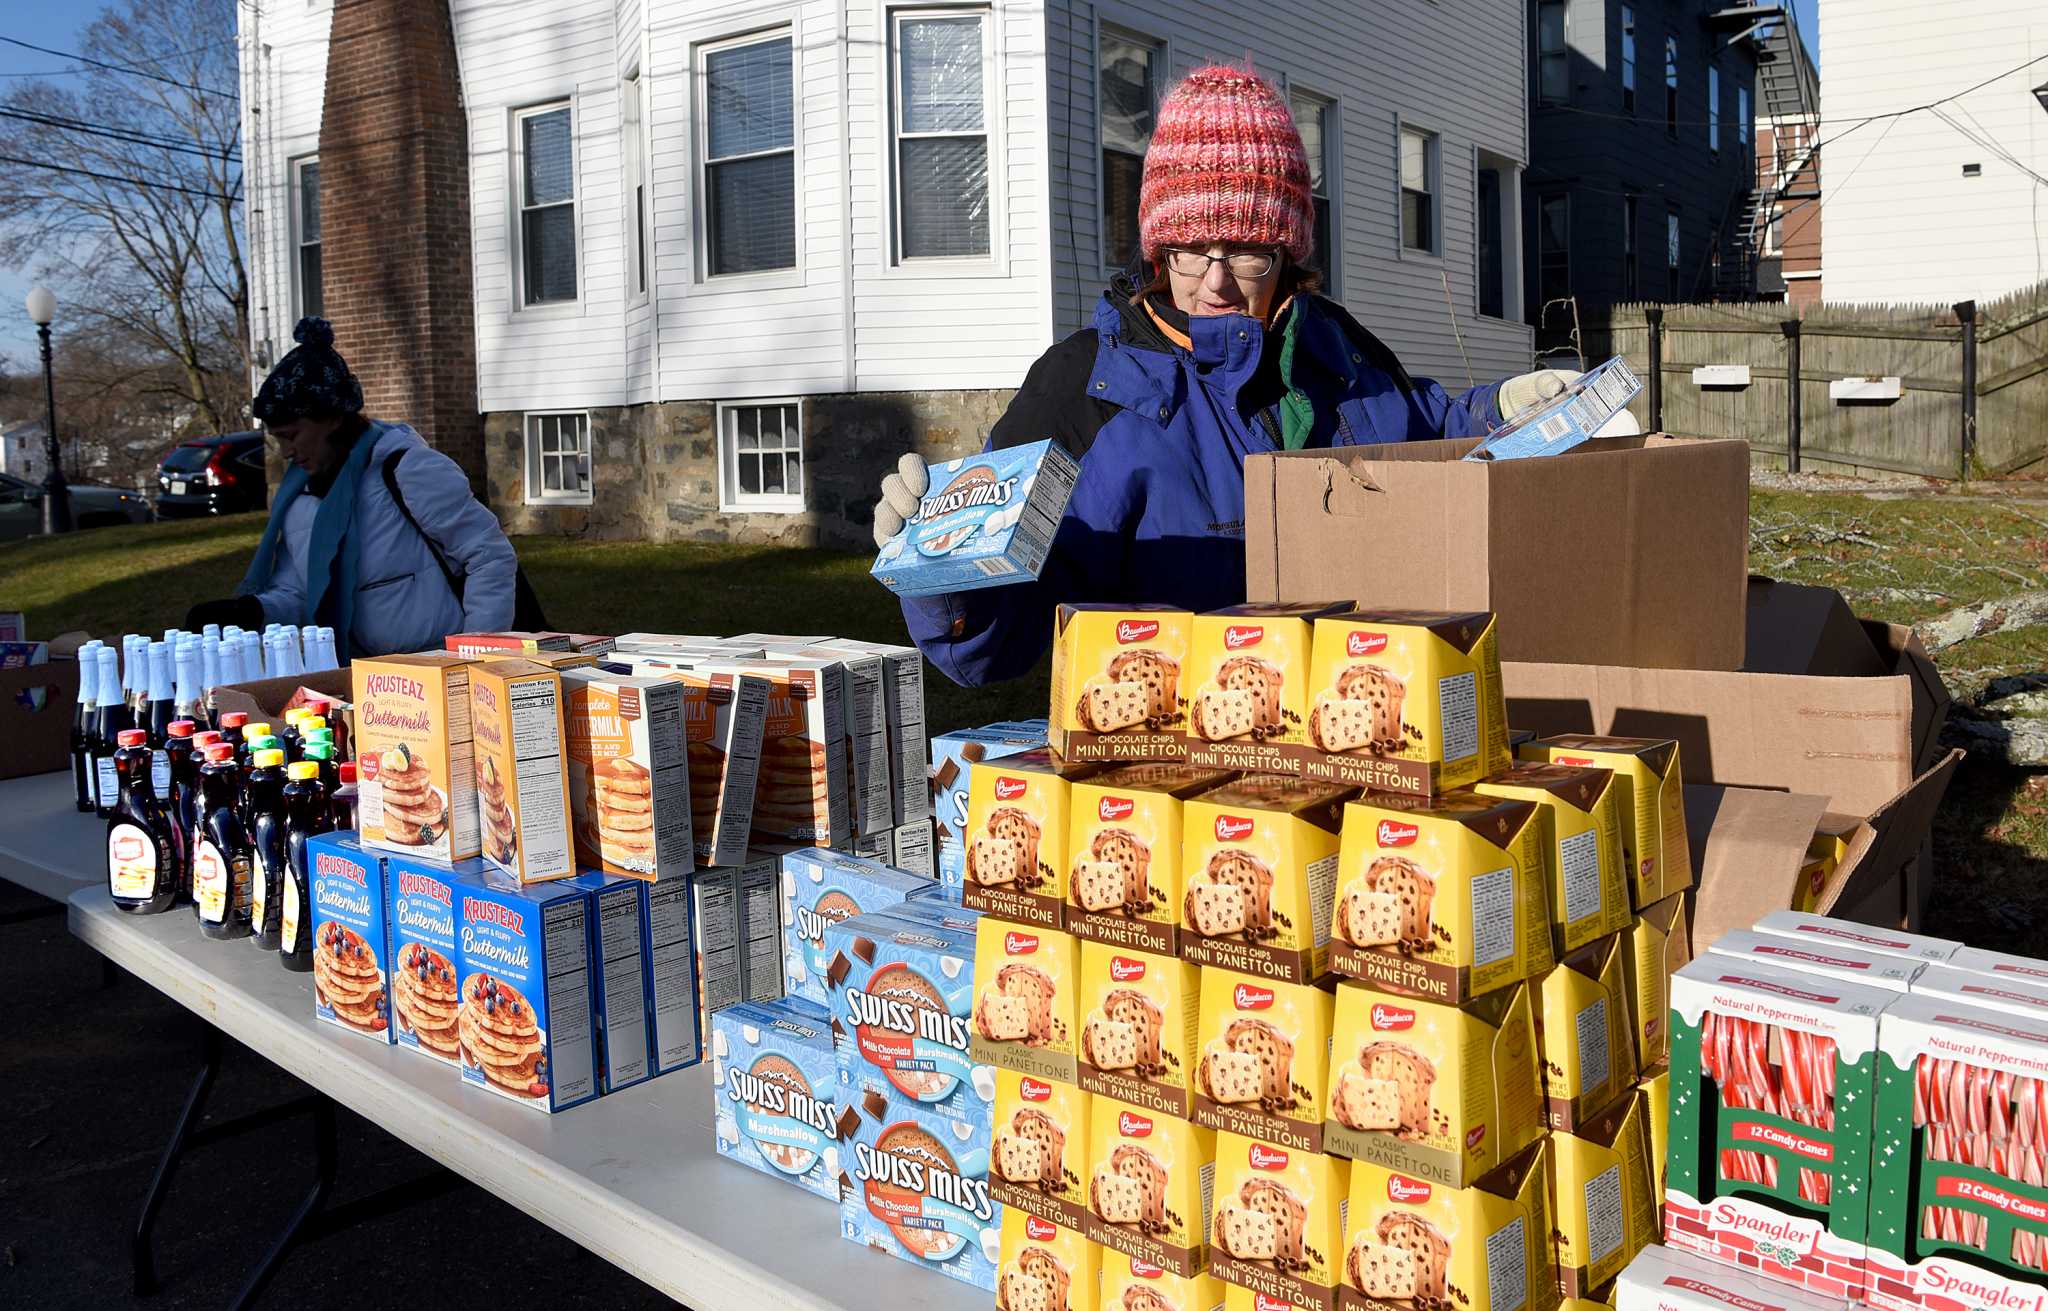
[454,874,597,1112]
[841,1088,1001,1292]
[710,997,841,1201]
[353,652,482,861]
[385,854,468,1065]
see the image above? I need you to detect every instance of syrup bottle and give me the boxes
[248,747,289,951]
[279,760,331,973]
[107,728,178,915]
[165,720,199,896]
[332,760,359,832]
[194,744,254,941]
[71,640,102,813]
[92,647,125,819]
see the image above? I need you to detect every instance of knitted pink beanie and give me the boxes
[1138,64,1314,264]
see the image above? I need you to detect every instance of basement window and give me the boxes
[525,412,592,505]
[1963,163,1983,177]
[718,400,804,512]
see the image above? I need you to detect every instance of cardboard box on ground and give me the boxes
[1504,577,1963,941]
[0,634,81,780]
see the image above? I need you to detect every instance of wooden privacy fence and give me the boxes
[1584,281,2048,479]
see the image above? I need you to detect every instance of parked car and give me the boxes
[0,472,153,538]
[154,431,267,517]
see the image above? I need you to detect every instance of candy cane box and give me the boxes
[1865,991,2048,1311]
[1663,953,1895,1301]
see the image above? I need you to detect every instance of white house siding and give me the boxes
[237,0,331,373]
[1044,0,1532,385]
[1819,0,2048,304]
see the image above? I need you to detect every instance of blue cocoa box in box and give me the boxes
[870,440,1081,599]
[454,870,599,1112]
[383,852,480,1067]
[307,833,394,1045]
[825,911,994,1124]
[780,846,937,1006]
[841,1080,1001,1291]
[711,997,842,1202]
[929,722,1048,890]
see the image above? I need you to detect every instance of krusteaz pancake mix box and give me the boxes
[352,652,481,861]
[453,867,598,1113]
[307,832,393,1045]
[871,438,1081,598]
[573,871,654,1094]
[468,658,577,884]
[384,852,468,1067]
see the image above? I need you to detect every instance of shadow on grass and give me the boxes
[1928,755,2048,952]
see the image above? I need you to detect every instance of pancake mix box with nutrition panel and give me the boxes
[842,1081,1003,1292]
[1339,1139,1558,1311]
[1193,968,1334,1154]
[662,666,769,868]
[991,1067,1092,1233]
[384,852,466,1066]
[1209,1131,1350,1311]
[468,659,576,884]
[779,846,935,1006]
[826,910,994,1123]
[1077,941,1202,1120]
[562,668,696,882]
[966,749,1102,927]
[307,833,393,1045]
[711,996,842,1202]
[728,656,852,848]
[1186,603,1353,777]
[574,871,653,1094]
[1069,764,1235,957]
[1086,1095,1218,1278]
[1304,610,1509,796]
[644,877,702,1074]
[453,870,598,1113]
[973,918,1081,1084]
[1520,737,1692,910]
[1538,934,1639,1132]
[1050,605,1193,763]
[1551,1090,1658,1296]
[998,1209,1100,1311]
[1473,762,1629,956]
[1324,980,1544,1188]
[871,437,1081,600]
[933,722,1049,889]
[1330,792,1552,1003]
[1178,775,1350,984]
[352,652,480,861]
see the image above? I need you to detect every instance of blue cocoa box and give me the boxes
[383,852,479,1067]
[574,871,655,1095]
[711,997,842,1202]
[453,870,599,1113]
[869,439,1081,599]
[929,722,1048,890]
[825,911,993,1123]
[307,832,394,1046]
[841,1081,1001,1291]
[780,846,936,1006]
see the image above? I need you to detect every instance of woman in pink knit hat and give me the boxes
[880,65,1584,687]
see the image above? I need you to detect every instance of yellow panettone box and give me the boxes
[991,1067,1092,1234]
[1323,980,1544,1188]
[1179,775,1351,984]
[1623,894,1690,1068]
[1338,1139,1558,1311]
[974,916,1081,1083]
[1549,1092,1656,1297]
[1209,1131,1351,1311]
[1086,1095,1218,1278]
[1536,933,1638,1132]
[1186,603,1353,777]
[1473,762,1629,956]
[1638,1060,1669,1199]
[1101,1248,1226,1311]
[1331,792,1553,1003]
[1078,941,1202,1118]
[966,748,1102,927]
[998,1208,1099,1311]
[353,651,481,861]
[1051,604,1192,763]
[1070,763,1236,956]
[1304,610,1509,796]
[1193,967,1334,1154]
[1519,736,1692,909]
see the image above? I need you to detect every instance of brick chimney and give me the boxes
[317,0,482,486]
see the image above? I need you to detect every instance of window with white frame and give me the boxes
[525,412,592,504]
[893,10,991,260]
[1536,0,1568,104]
[1293,91,1337,288]
[703,32,796,276]
[1400,124,1438,254]
[622,70,650,295]
[1620,6,1637,114]
[1709,66,1720,152]
[517,102,578,305]
[1537,192,1569,309]
[1737,86,1750,147]
[719,401,804,511]
[292,155,322,318]
[1099,27,1161,272]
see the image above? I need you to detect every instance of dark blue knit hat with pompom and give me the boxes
[253,316,364,423]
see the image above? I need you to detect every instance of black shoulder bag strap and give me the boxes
[379,451,552,629]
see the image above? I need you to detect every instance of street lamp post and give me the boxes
[24,287,70,534]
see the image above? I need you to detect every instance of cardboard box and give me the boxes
[991,1067,1092,1232]
[1324,980,1545,1188]
[1077,942,1202,1118]
[1209,1131,1349,1310]
[1551,1091,1658,1296]
[1706,928,1924,992]
[932,723,1050,889]
[1537,934,1639,1132]
[709,996,840,1201]
[383,854,465,1066]
[1750,911,1958,964]
[1245,435,1750,671]
[973,918,1081,1084]
[1305,610,1509,795]
[1616,1244,1853,1311]
[839,639,929,826]
[1193,968,1334,1154]
[563,668,695,881]
[1332,792,1553,1003]
[574,872,653,1093]
[691,867,744,1044]
[645,876,701,1073]
[965,749,1102,927]
[1476,763,1631,955]
[1180,776,1351,984]
[737,853,780,1002]
[890,820,935,877]
[725,656,850,848]
[827,910,991,1122]
[1085,1095,1217,1278]
[870,437,1081,600]
[1069,764,1236,956]
[210,667,354,731]
[1186,602,1353,777]
[1051,604,1193,763]
[0,652,75,780]
[1101,1247,1225,1311]
[661,667,770,868]
[1623,896,1690,1069]
[452,870,598,1112]
[999,1210,1099,1311]
[307,833,393,1045]
[352,653,480,861]
[778,846,934,1006]
[467,659,576,884]
[1339,1140,1557,1311]
[1519,738,1692,910]
[1943,943,2048,988]
[795,645,890,837]
[840,1080,1001,1292]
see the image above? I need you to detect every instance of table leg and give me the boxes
[227,1099,336,1311]
[132,1025,221,1295]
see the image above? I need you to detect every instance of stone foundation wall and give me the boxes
[483,389,1012,547]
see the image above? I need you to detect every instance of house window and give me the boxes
[1400,125,1438,254]
[703,33,796,276]
[1709,67,1720,152]
[1623,194,1639,300]
[623,71,649,295]
[1765,205,1783,254]
[719,401,805,512]
[1537,0,1568,104]
[292,155,322,318]
[1293,91,1337,287]
[1537,192,1570,309]
[517,102,577,305]
[1738,86,1750,146]
[524,412,592,504]
[1667,207,1682,300]
[1476,155,1514,319]
[893,10,991,260]
[1664,36,1678,136]
[1099,27,1161,271]
[1621,6,1637,114]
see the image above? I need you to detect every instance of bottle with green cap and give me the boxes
[240,732,279,835]
[280,759,330,972]
[303,738,339,796]
[248,747,290,951]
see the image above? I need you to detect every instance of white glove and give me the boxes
[1498,368,1578,419]
[872,452,929,549]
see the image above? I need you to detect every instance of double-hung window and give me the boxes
[1664,37,1679,136]
[1709,67,1721,153]
[622,71,649,295]
[292,155,322,318]
[1621,7,1637,114]
[1537,0,1568,104]
[893,11,991,260]
[704,33,796,276]
[518,103,578,305]
[1400,125,1438,254]
[525,412,592,505]
[1738,86,1751,147]
[1292,91,1336,285]
[1099,28,1160,272]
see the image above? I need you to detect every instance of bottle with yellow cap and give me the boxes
[280,759,331,973]
[248,747,289,951]
[279,707,305,763]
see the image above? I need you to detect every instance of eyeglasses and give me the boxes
[1164,248,1279,278]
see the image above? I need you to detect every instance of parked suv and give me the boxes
[0,473,152,538]
[155,431,267,517]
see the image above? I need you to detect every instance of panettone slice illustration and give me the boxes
[1001,1267,1054,1311]
[1347,1238,1419,1299]
[995,1126,1046,1182]
[1340,886,1405,947]
[1108,1144,1168,1226]
[1240,1177,1308,1265]
[1365,855,1436,946]
[979,993,1035,1041]
[1092,1167,1146,1224]
[1120,1286,1174,1311]
[1312,695,1379,754]
[994,963,1058,1043]
[1073,859,1129,913]
[1215,1198,1279,1260]
[1082,679,1152,733]
[1089,828,1152,905]
[1360,1042,1437,1137]
[1086,1015,1141,1071]
[1223,1017,1295,1101]
[1018,1247,1072,1311]
[1376,1211,1451,1304]
[1332,1066,1404,1131]
[1202,1045,1265,1104]
[972,833,1026,887]
[1107,649,1180,719]
[1206,849,1274,931]
[1217,656,1285,732]
[1335,663,1407,747]
[1193,687,1257,742]
[1104,988,1164,1067]
[1011,1107,1067,1183]
[1184,880,1247,937]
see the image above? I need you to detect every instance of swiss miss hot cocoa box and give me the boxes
[1069,764,1235,956]
[1538,934,1640,1131]
[307,832,393,1045]
[1186,603,1352,777]
[562,667,695,882]
[1209,1131,1350,1311]
[974,917,1081,1084]
[1550,1090,1657,1296]
[1179,776,1351,984]
[1194,968,1334,1154]
[1078,940,1202,1118]
[992,1066,1092,1232]
[999,1209,1100,1311]
[1473,762,1630,956]
[710,996,841,1202]
[1086,1094,1218,1278]
[1100,1248,1225,1311]
[966,749,1101,927]
[1521,737,1692,910]
[1323,979,1545,1188]
[1304,611,1509,796]
[452,868,598,1112]
[1331,792,1552,1004]
[1339,1139,1558,1311]
[468,659,577,884]
[778,846,933,1006]
[841,1078,1002,1293]
[826,910,994,1122]
[1050,604,1192,763]
[353,652,481,861]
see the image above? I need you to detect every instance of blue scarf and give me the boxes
[239,421,383,655]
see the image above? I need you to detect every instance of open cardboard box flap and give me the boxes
[1742,576,1891,678]
[211,669,354,758]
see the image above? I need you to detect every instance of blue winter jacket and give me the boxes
[901,286,1506,687]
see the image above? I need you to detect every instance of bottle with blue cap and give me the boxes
[72,639,102,812]
[93,647,126,818]
[146,640,174,796]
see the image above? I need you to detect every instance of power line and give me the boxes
[0,36,237,101]
[0,107,239,162]
[0,152,237,202]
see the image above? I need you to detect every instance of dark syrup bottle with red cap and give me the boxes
[193,743,253,941]
[248,747,289,951]
[107,729,179,915]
